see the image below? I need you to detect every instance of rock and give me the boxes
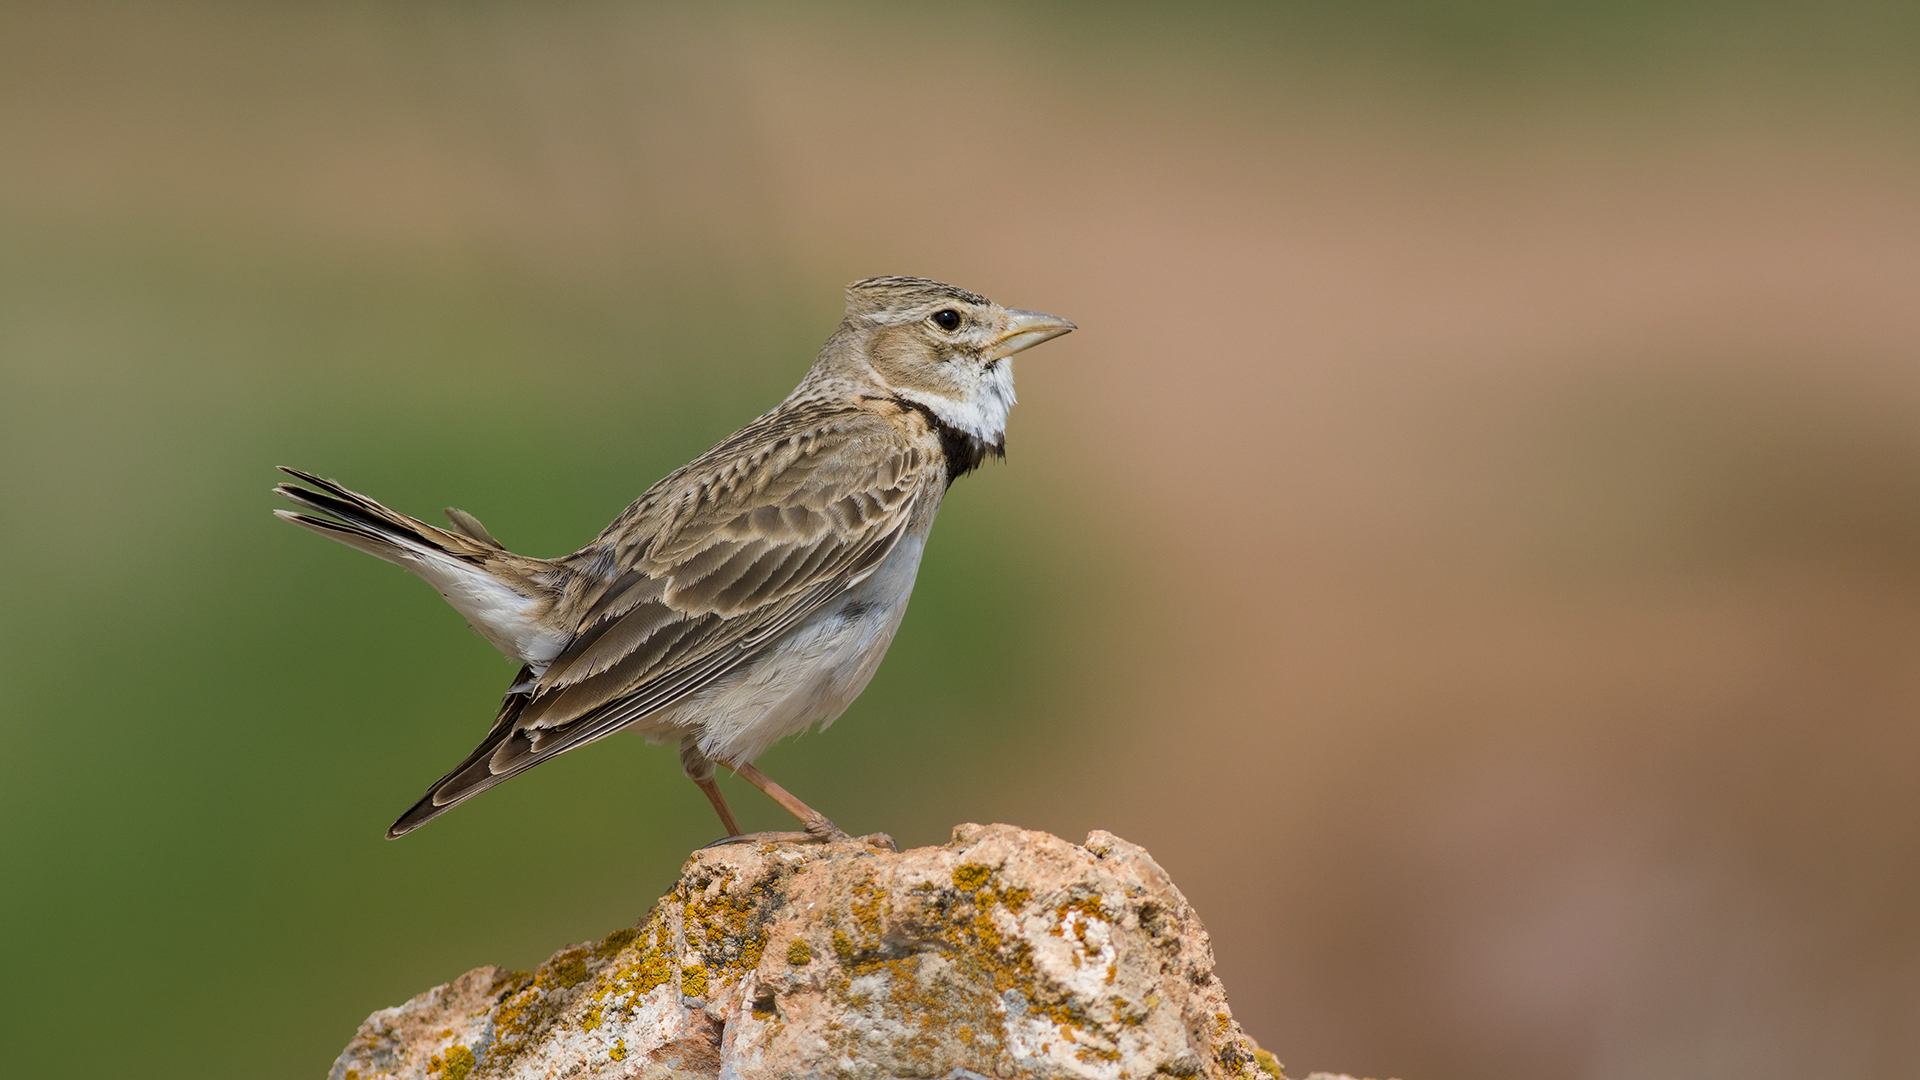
[328,824,1288,1080]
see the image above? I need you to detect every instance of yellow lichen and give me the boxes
[442,1045,475,1080]
[593,916,677,1017]
[952,863,993,890]
[681,964,710,998]
[739,929,768,971]
[594,926,639,961]
[482,887,689,1075]
[600,942,675,1006]
[1109,997,1151,1027]
[1052,896,1110,949]
[678,866,772,990]
[477,846,1151,1076]
[609,1038,626,1062]
[1254,1047,1285,1077]
[538,948,591,991]
[812,856,1130,1071]
[850,877,887,945]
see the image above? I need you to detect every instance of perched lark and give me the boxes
[275,276,1073,842]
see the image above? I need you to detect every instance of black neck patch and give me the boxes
[892,397,1003,485]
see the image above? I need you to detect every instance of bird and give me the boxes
[274,276,1074,843]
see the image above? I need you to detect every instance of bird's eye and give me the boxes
[931,308,962,331]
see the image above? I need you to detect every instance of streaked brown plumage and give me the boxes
[275,276,1073,841]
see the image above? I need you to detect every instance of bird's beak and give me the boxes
[990,309,1077,360]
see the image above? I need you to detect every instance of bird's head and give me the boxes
[835,275,1075,450]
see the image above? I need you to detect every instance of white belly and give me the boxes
[647,530,929,765]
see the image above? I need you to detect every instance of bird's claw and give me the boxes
[804,818,851,843]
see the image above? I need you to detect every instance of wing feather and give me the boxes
[543,599,683,686]
[387,403,937,836]
[528,614,725,727]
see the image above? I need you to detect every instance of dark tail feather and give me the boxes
[273,509,417,567]
[272,467,485,560]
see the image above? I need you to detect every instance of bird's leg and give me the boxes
[692,758,895,850]
[695,778,744,837]
[679,739,743,838]
[727,761,849,842]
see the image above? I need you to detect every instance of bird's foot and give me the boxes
[803,819,897,850]
[702,830,815,849]
[803,816,852,843]
[700,824,894,851]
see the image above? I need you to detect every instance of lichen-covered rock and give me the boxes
[328,824,1286,1080]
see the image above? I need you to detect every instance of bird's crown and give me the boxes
[845,276,992,321]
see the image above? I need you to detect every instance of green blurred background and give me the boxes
[2,2,1917,1078]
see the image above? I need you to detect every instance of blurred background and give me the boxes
[2,2,1917,1077]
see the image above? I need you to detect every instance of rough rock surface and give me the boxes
[329,824,1287,1080]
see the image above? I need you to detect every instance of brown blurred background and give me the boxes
[2,3,1918,1078]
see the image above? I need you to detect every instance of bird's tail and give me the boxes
[273,467,562,664]
[274,467,499,563]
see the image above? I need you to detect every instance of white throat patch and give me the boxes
[895,360,1017,446]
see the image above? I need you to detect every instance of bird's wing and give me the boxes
[388,402,937,835]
